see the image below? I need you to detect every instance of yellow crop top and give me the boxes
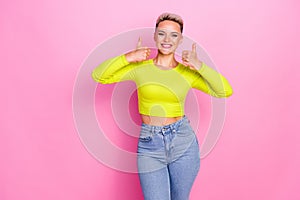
[92,55,233,117]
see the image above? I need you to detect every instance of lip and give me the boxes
[161,43,173,49]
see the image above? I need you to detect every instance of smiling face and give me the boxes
[154,20,183,55]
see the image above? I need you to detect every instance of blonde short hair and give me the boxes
[155,13,184,33]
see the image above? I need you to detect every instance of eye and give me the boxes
[171,34,178,38]
[158,32,164,36]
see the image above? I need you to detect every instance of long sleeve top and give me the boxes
[92,55,233,117]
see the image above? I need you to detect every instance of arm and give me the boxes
[92,37,151,84]
[182,43,233,98]
[91,54,132,84]
[191,63,233,98]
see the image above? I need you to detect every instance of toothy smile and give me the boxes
[161,44,172,48]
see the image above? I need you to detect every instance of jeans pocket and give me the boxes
[138,133,164,153]
[139,135,153,142]
[176,120,195,137]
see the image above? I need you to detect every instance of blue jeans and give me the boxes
[137,116,200,200]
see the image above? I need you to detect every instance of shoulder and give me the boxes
[177,63,198,75]
[176,63,202,82]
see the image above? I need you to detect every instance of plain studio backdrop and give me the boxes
[1,0,299,199]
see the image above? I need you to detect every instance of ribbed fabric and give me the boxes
[92,55,233,117]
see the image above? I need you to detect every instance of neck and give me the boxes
[154,53,178,68]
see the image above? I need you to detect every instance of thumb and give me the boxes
[192,43,196,53]
[137,37,142,49]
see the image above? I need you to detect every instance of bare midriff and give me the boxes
[141,114,184,126]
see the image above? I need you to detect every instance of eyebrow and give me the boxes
[157,29,180,34]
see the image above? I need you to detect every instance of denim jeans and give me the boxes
[137,116,200,200]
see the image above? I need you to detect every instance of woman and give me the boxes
[92,13,233,200]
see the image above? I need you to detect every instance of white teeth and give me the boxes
[161,44,172,48]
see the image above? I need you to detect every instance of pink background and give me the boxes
[1,0,300,199]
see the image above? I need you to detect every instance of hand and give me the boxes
[125,37,151,63]
[182,43,202,70]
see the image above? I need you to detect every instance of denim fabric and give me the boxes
[137,116,200,200]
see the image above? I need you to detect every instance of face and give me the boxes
[154,20,183,55]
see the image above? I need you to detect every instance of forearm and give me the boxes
[92,54,129,83]
[195,63,233,97]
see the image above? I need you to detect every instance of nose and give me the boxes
[163,35,170,42]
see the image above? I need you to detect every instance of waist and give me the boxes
[141,114,184,126]
[141,115,188,132]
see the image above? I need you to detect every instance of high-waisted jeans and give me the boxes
[137,116,200,200]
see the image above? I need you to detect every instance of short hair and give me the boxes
[155,13,184,33]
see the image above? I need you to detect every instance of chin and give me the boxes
[158,48,175,55]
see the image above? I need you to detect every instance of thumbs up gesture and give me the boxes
[182,43,202,70]
[125,37,151,63]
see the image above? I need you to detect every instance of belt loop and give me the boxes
[171,127,176,134]
[169,123,175,134]
[175,118,183,131]
[161,126,165,135]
